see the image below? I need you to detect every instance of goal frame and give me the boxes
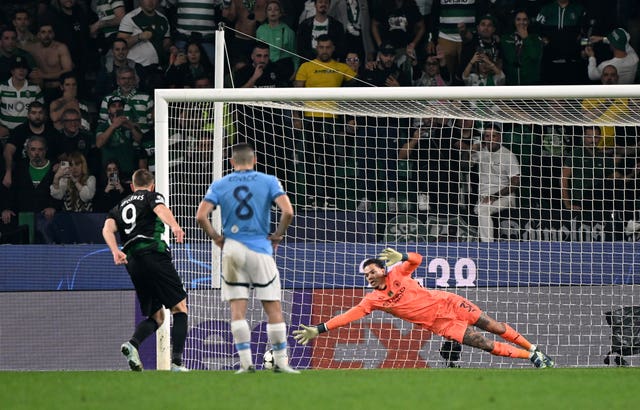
[153,31,640,370]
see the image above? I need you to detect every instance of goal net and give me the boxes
[156,85,640,369]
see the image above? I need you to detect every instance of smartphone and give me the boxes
[115,109,125,117]
[109,172,119,184]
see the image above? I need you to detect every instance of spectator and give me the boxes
[165,40,214,88]
[95,95,144,178]
[354,41,410,212]
[298,0,316,24]
[427,0,477,82]
[479,0,545,32]
[1,135,61,243]
[23,22,74,103]
[297,0,345,62]
[468,123,521,242]
[117,0,172,71]
[168,0,221,65]
[399,117,463,215]
[49,71,91,132]
[561,125,622,224]
[536,0,588,85]
[191,74,214,88]
[12,8,38,50]
[94,38,145,104]
[49,0,93,97]
[459,14,502,82]
[135,128,154,173]
[371,0,425,58]
[294,34,356,208]
[0,25,37,82]
[50,151,96,212]
[586,28,639,84]
[328,0,375,61]
[343,49,364,84]
[234,42,288,88]
[501,9,543,85]
[222,0,267,64]
[581,65,628,149]
[462,50,506,86]
[0,55,43,141]
[412,51,451,86]
[2,101,59,189]
[89,0,127,55]
[360,41,412,87]
[234,42,291,187]
[256,0,299,80]
[92,158,131,213]
[171,133,214,238]
[0,172,29,243]
[57,108,99,175]
[99,66,153,134]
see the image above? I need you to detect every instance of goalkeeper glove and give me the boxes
[293,324,321,345]
[379,248,407,266]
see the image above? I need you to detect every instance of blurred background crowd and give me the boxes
[1,0,639,245]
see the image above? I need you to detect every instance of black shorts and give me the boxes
[126,250,187,317]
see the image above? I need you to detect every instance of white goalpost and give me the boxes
[154,33,640,370]
[156,81,640,369]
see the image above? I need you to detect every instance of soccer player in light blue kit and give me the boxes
[196,143,298,373]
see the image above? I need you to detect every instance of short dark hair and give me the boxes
[27,101,44,111]
[483,122,502,133]
[12,8,30,20]
[0,25,16,37]
[253,41,270,51]
[111,37,128,49]
[362,258,385,271]
[582,125,602,135]
[316,34,332,44]
[59,71,77,83]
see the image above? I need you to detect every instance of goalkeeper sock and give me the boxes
[231,320,253,369]
[171,312,188,366]
[499,324,533,351]
[131,317,159,348]
[490,341,530,359]
[267,322,289,368]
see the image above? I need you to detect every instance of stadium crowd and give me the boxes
[1,0,640,244]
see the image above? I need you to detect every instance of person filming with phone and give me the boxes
[95,96,143,179]
[93,159,130,213]
[50,151,96,212]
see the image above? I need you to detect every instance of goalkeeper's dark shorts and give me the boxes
[430,293,482,343]
[126,250,187,317]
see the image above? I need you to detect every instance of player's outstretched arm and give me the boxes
[293,324,326,345]
[379,248,407,265]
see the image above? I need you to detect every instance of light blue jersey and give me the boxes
[203,170,285,255]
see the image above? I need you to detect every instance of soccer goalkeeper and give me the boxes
[293,248,555,368]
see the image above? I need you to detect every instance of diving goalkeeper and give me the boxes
[293,248,555,368]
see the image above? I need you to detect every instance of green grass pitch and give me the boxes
[1,368,637,410]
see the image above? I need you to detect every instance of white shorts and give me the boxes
[221,238,282,301]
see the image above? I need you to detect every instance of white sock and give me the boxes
[267,322,289,368]
[231,320,253,369]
